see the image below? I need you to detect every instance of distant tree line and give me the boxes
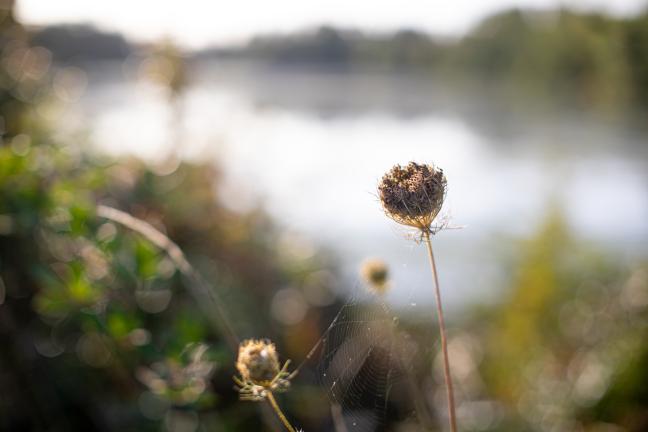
[29,7,648,111]
[30,24,132,62]
[200,26,445,72]
[203,8,648,111]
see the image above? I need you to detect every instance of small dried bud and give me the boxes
[236,339,280,384]
[378,162,447,231]
[360,258,389,295]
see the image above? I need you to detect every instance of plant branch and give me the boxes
[96,204,240,353]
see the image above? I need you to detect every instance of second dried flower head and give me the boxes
[360,258,390,295]
[378,162,447,232]
[234,339,292,401]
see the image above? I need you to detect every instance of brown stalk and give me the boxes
[422,231,457,432]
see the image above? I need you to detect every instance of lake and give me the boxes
[54,59,648,314]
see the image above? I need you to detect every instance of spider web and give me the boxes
[302,288,424,432]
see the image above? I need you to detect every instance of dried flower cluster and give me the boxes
[237,338,280,382]
[234,339,292,401]
[360,258,390,295]
[378,162,447,232]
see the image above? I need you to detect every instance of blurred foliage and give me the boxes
[0,130,341,430]
[0,4,337,431]
[457,213,648,431]
[141,39,188,99]
[447,9,637,113]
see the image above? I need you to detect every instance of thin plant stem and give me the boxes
[266,391,297,432]
[96,205,240,352]
[422,231,457,432]
[97,205,284,432]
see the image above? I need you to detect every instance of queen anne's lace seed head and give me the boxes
[378,162,447,232]
[236,339,280,383]
[234,339,292,402]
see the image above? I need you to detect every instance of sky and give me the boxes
[17,0,647,48]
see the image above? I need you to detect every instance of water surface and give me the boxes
[59,60,648,313]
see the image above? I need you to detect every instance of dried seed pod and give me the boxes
[234,339,292,402]
[360,258,389,295]
[378,162,446,232]
[236,339,281,384]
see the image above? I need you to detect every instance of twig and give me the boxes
[96,205,240,352]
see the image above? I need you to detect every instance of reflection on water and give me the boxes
[61,61,648,312]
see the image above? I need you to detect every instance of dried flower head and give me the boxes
[360,258,390,295]
[234,339,292,401]
[237,339,280,382]
[378,162,447,232]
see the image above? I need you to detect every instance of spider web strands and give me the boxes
[289,279,435,431]
[310,292,424,432]
[376,300,435,430]
[331,403,350,432]
[320,301,404,431]
[289,302,350,379]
